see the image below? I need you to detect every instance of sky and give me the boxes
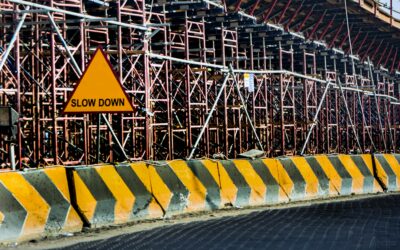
[379,0,400,19]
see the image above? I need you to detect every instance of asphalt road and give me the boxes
[58,194,400,250]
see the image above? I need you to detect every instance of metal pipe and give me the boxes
[324,0,379,151]
[188,73,230,160]
[47,12,82,75]
[150,54,396,104]
[228,64,264,152]
[96,114,101,163]
[10,144,16,171]
[7,0,147,30]
[300,82,332,155]
[367,58,387,149]
[101,114,129,160]
[148,52,226,69]
[149,53,332,84]
[337,77,363,151]
[0,6,29,72]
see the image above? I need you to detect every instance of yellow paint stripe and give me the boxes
[216,161,238,205]
[374,156,390,187]
[200,160,231,205]
[360,155,373,172]
[0,173,49,238]
[338,155,364,194]
[291,157,319,197]
[148,164,173,212]
[129,162,163,218]
[383,154,400,185]
[199,160,221,188]
[44,167,71,201]
[169,160,207,211]
[261,159,289,202]
[314,155,341,195]
[73,172,96,223]
[261,159,279,181]
[360,154,382,192]
[0,211,4,225]
[148,201,164,218]
[44,167,83,231]
[130,162,152,192]
[96,165,135,224]
[233,160,266,206]
[272,160,294,199]
[63,207,83,232]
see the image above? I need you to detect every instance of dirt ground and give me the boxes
[2,192,394,250]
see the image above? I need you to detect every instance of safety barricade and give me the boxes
[217,159,289,207]
[373,154,400,191]
[278,156,339,201]
[148,160,226,216]
[0,167,82,243]
[0,153,392,243]
[70,164,163,227]
[327,154,382,195]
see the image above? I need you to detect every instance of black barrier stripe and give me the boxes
[375,155,397,191]
[115,165,151,218]
[250,160,280,203]
[152,164,189,213]
[65,168,90,227]
[220,160,251,207]
[0,182,27,241]
[328,156,352,195]
[23,171,70,231]
[350,155,374,193]
[76,168,116,224]
[305,157,330,196]
[186,160,221,210]
[279,158,306,200]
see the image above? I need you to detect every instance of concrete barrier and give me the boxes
[115,162,164,218]
[71,164,163,227]
[0,167,82,243]
[148,160,226,216]
[349,154,382,193]
[217,159,289,207]
[373,154,400,191]
[278,156,339,201]
[0,153,392,243]
[328,155,382,195]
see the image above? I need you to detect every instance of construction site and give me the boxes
[0,0,400,168]
[3,0,400,247]
[0,0,399,168]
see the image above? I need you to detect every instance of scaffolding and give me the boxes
[0,0,400,169]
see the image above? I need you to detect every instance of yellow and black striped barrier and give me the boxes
[0,167,82,243]
[218,159,289,207]
[149,160,228,215]
[278,156,339,200]
[373,154,400,191]
[328,154,382,195]
[277,154,382,201]
[0,153,393,243]
[70,163,163,227]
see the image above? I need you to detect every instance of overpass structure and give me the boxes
[0,0,400,168]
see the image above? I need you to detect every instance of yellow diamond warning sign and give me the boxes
[63,48,134,114]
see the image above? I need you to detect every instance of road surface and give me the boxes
[54,194,400,249]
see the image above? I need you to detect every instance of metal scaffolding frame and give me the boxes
[1,0,400,169]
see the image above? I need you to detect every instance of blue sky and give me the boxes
[379,0,400,18]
